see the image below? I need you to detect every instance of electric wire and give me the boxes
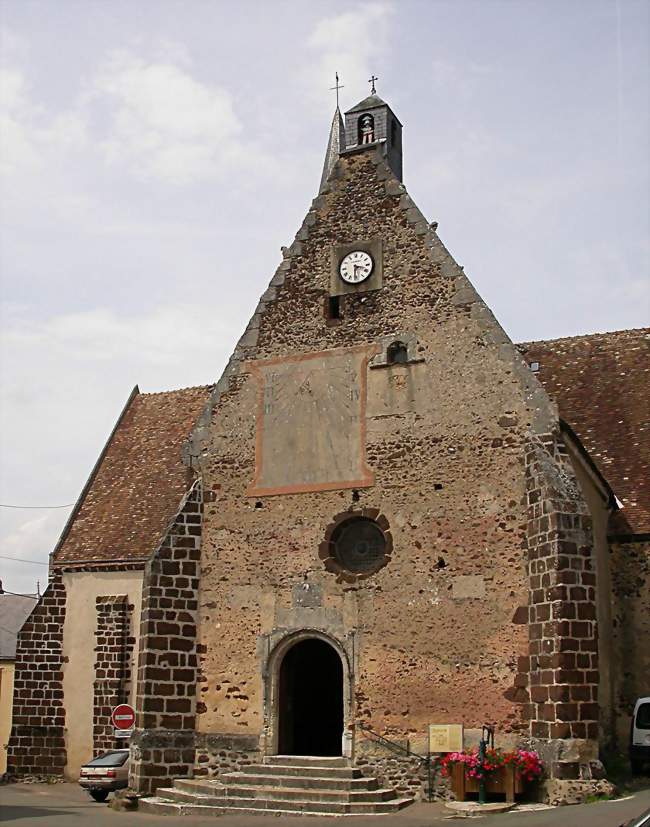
[0,503,74,509]
[0,555,48,566]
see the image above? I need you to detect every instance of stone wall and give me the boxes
[187,148,582,774]
[610,538,650,748]
[193,733,260,778]
[129,480,204,795]
[93,594,135,754]
[354,735,444,801]
[7,573,66,777]
[522,433,600,756]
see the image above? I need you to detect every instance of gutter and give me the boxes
[52,557,149,570]
[559,418,618,510]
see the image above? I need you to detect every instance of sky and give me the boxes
[0,0,648,594]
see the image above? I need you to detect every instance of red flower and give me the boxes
[441,748,543,782]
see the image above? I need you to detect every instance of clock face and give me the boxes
[339,250,374,284]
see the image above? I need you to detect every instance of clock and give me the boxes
[339,250,374,285]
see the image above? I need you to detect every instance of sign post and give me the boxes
[111,703,136,739]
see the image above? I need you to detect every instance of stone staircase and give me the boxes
[139,755,415,817]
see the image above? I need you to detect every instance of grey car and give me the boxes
[78,749,129,802]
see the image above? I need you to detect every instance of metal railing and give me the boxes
[356,722,434,802]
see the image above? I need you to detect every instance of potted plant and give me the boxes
[441,747,543,803]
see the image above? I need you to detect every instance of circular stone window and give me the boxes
[319,511,393,580]
[332,518,386,573]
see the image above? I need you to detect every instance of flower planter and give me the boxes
[451,762,523,803]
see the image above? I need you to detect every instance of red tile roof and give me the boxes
[53,385,211,564]
[519,329,650,535]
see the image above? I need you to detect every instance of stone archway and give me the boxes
[277,638,343,756]
[265,631,352,758]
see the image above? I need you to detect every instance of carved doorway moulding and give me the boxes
[261,629,355,759]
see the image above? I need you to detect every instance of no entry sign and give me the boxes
[111,704,136,731]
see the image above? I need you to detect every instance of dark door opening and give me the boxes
[277,638,343,756]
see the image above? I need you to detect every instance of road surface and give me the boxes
[1,782,649,826]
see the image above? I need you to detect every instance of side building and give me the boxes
[6,385,210,778]
[520,329,650,751]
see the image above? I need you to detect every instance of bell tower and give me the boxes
[342,88,403,181]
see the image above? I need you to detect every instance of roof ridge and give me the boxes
[518,327,650,348]
[139,383,215,397]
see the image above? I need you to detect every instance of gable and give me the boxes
[184,145,557,471]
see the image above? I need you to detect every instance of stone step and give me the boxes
[162,783,397,804]
[140,753,415,817]
[226,785,397,803]
[237,763,363,779]
[218,772,378,790]
[159,789,401,814]
[172,779,228,796]
[142,792,414,817]
[264,755,350,769]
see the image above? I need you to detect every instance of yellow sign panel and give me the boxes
[428,724,463,753]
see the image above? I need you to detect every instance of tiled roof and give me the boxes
[53,385,211,564]
[0,593,38,659]
[519,328,650,535]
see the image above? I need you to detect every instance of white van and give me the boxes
[630,696,650,775]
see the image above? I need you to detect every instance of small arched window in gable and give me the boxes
[358,114,375,145]
[387,341,408,364]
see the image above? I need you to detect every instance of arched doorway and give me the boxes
[277,638,343,756]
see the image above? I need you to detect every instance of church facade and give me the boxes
[8,92,649,806]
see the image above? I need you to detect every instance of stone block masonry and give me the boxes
[7,573,67,777]
[129,479,205,795]
[93,595,135,754]
[520,433,601,780]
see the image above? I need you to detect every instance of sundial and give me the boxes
[247,346,375,496]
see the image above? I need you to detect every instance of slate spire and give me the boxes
[319,108,346,194]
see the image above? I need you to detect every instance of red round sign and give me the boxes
[111,704,136,730]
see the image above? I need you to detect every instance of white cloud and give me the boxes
[1,41,258,186]
[1,511,64,577]
[305,3,394,106]
[0,66,88,176]
[91,50,243,184]
[0,300,241,593]
[47,111,88,150]
[1,302,240,369]
[0,68,41,173]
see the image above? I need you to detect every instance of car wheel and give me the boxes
[89,790,109,802]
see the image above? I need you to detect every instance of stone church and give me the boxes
[8,91,649,812]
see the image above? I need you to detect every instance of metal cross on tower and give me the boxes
[330,72,344,109]
[368,74,379,94]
